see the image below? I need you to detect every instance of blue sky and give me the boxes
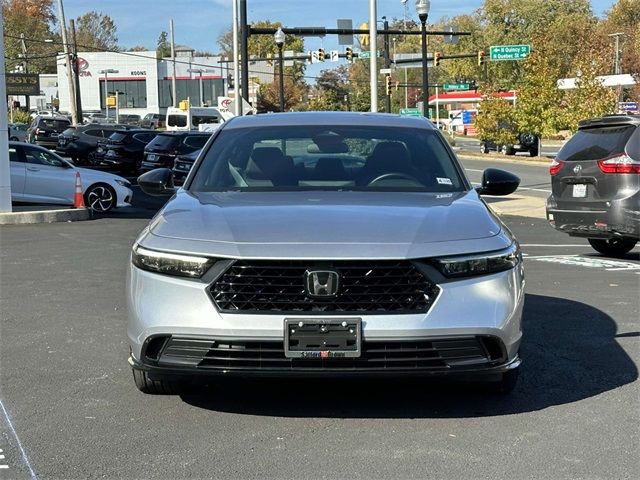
[62,0,616,81]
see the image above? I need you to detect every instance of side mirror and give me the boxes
[138,168,176,196]
[476,168,520,196]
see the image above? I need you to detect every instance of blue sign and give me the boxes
[462,111,472,124]
[619,102,638,113]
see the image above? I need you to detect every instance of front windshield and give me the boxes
[189,125,464,192]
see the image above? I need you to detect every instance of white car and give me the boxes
[8,141,133,213]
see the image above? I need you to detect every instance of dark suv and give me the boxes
[94,129,158,174]
[171,148,202,185]
[27,116,71,149]
[56,124,137,164]
[546,115,639,256]
[140,132,210,173]
[480,132,539,157]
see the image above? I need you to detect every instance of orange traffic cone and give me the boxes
[73,171,85,208]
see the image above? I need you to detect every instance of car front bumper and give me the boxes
[127,262,525,378]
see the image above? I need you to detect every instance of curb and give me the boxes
[456,151,551,166]
[484,195,547,220]
[0,208,91,225]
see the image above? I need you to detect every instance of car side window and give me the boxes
[24,148,67,168]
[85,129,103,137]
[9,147,21,163]
[184,136,208,149]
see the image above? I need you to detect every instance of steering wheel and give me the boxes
[367,172,421,186]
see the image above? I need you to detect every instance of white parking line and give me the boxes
[526,254,640,273]
[0,400,36,479]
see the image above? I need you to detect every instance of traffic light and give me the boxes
[179,99,189,111]
[318,48,325,62]
[434,51,442,67]
[478,50,486,66]
[385,75,392,96]
[227,73,234,89]
[346,47,353,63]
[359,23,370,47]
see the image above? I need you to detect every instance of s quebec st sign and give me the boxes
[490,45,531,61]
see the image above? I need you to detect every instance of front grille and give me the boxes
[210,260,439,314]
[150,336,505,371]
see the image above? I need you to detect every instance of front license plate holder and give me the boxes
[284,318,362,359]
[572,183,587,198]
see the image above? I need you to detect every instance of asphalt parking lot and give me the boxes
[1,196,639,479]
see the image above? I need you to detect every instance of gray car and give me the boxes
[128,112,525,395]
[546,114,639,256]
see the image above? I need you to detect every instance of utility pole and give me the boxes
[232,0,241,115]
[369,0,378,112]
[240,0,249,105]
[383,17,391,113]
[69,19,83,122]
[170,19,177,107]
[608,32,624,75]
[56,0,78,124]
[19,33,30,112]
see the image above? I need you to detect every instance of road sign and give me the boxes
[443,83,470,91]
[337,19,354,45]
[359,51,371,59]
[489,45,531,61]
[379,68,393,75]
[330,50,339,62]
[444,26,459,45]
[393,53,433,68]
[400,108,421,117]
[310,50,319,63]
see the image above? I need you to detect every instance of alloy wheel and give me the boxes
[86,185,115,213]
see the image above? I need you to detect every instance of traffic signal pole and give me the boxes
[240,0,249,105]
[383,18,391,113]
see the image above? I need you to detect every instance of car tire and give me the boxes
[529,148,539,157]
[480,142,489,154]
[132,368,182,395]
[588,238,637,257]
[85,183,116,213]
[9,136,19,141]
[501,145,515,156]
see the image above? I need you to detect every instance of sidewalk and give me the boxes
[484,195,547,219]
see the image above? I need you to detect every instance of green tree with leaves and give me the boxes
[74,11,118,51]
[475,86,518,145]
[156,31,171,58]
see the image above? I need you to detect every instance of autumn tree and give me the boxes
[156,31,171,58]
[74,11,118,51]
[308,66,350,111]
[2,0,59,73]
[475,86,518,145]
[257,79,307,112]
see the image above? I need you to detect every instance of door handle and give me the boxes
[27,167,40,172]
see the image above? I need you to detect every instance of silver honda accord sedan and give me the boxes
[128,112,524,394]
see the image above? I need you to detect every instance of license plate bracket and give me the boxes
[284,318,361,359]
[572,183,587,198]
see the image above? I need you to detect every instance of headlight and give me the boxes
[132,245,215,278]
[116,179,130,187]
[433,243,520,278]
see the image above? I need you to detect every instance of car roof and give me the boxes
[157,131,211,137]
[225,111,436,130]
[578,114,640,129]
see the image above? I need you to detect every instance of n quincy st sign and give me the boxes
[490,45,531,61]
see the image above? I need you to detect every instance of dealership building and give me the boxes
[55,49,273,117]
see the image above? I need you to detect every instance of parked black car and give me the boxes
[91,129,158,174]
[27,116,71,149]
[140,132,210,173]
[56,124,138,164]
[480,132,539,157]
[139,113,166,130]
[546,114,639,257]
[171,148,202,185]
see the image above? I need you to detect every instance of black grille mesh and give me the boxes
[151,336,504,371]
[210,260,439,314]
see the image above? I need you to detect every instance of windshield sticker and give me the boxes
[436,177,453,185]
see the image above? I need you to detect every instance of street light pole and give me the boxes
[99,69,118,119]
[416,0,431,118]
[274,28,286,112]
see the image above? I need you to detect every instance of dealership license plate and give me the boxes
[58,138,66,145]
[147,154,157,161]
[572,184,587,198]
[106,150,115,157]
[284,318,361,359]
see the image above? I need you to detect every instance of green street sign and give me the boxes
[358,50,381,59]
[443,83,470,91]
[399,108,421,117]
[489,44,530,61]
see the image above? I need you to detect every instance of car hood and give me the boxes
[140,190,513,259]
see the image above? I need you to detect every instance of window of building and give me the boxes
[100,79,147,109]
